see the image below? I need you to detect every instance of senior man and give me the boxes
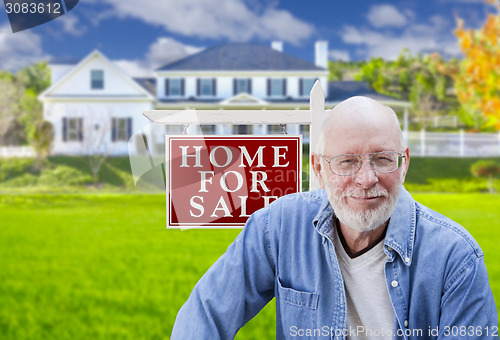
[171,96,498,339]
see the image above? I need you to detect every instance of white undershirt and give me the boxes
[333,224,394,340]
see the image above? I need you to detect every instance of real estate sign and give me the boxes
[166,135,302,228]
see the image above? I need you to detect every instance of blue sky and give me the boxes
[0,0,496,77]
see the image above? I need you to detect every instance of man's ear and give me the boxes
[401,147,410,182]
[311,153,325,189]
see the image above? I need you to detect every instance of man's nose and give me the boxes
[354,159,378,189]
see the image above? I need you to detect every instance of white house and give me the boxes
[38,50,154,155]
[155,41,330,136]
[39,42,409,156]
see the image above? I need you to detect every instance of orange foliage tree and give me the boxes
[453,0,500,130]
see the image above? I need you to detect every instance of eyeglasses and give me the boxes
[322,151,406,176]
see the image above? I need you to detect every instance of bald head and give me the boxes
[316,96,405,155]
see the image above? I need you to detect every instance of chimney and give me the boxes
[315,40,328,68]
[271,41,283,52]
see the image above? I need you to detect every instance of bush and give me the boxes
[0,158,35,181]
[38,166,93,186]
[470,160,500,193]
[1,173,39,187]
[404,177,489,193]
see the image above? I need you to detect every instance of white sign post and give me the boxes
[143,80,327,191]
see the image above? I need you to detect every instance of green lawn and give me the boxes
[0,192,499,339]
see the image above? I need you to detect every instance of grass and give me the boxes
[0,192,499,339]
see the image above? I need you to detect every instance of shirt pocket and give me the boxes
[277,277,319,337]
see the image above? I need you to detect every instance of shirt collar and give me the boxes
[312,186,416,266]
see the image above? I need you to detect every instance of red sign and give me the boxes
[166,135,302,228]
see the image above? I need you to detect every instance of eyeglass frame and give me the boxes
[321,151,407,176]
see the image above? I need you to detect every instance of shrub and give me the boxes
[470,160,500,193]
[38,166,93,186]
[1,173,38,187]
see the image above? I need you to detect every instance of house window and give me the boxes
[268,78,286,97]
[165,78,184,96]
[234,78,251,94]
[300,78,316,97]
[201,125,215,135]
[63,117,83,142]
[197,78,216,97]
[112,118,132,142]
[91,70,104,89]
[233,125,250,134]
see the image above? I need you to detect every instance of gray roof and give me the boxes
[157,43,325,71]
[134,78,156,96]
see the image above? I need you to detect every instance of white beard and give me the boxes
[322,169,403,233]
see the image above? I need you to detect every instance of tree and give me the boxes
[0,75,24,145]
[0,62,50,146]
[77,109,118,185]
[356,50,457,129]
[471,160,500,193]
[453,0,500,130]
[32,120,54,169]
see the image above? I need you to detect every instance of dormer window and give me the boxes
[91,70,104,89]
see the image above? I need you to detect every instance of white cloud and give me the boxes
[0,24,48,71]
[113,37,203,78]
[57,14,86,36]
[341,14,461,60]
[146,37,203,69]
[329,49,350,61]
[367,4,408,28]
[86,0,314,45]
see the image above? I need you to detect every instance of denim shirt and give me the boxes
[171,187,498,339]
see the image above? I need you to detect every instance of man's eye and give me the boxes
[373,156,394,164]
[339,158,357,166]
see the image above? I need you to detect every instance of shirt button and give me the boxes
[391,280,398,287]
[404,320,409,328]
[387,246,393,252]
[405,256,411,264]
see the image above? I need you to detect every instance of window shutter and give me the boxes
[299,78,303,96]
[111,118,117,142]
[127,118,132,139]
[212,78,216,96]
[196,79,200,96]
[180,79,185,96]
[165,79,170,96]
[248,78,252,94]
[78,118,83,141]
[62,117,68,142]
[233,78,237,95]
[282,79,287,96]
[267,78,271,96]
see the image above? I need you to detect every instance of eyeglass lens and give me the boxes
[329,152,402,175]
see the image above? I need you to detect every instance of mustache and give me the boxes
[342,188,389,199]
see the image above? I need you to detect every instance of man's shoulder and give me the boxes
[414,201,483,258]
[250,189,327,235]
